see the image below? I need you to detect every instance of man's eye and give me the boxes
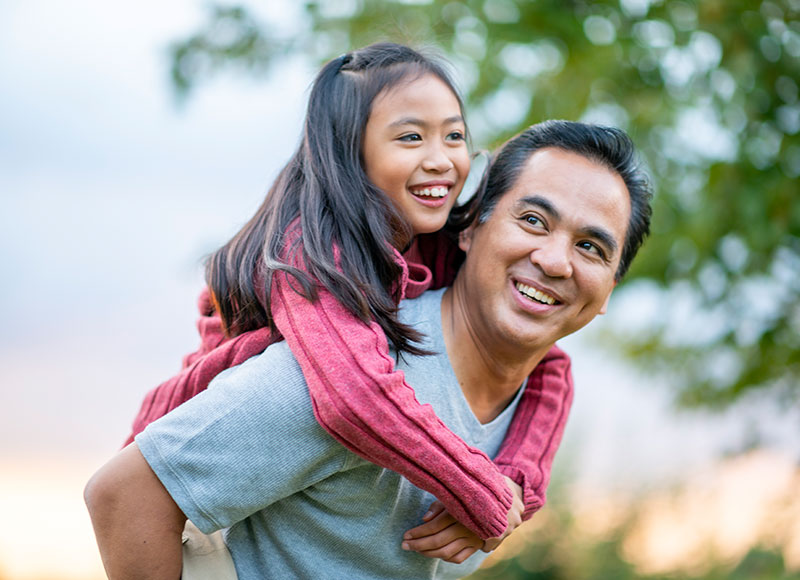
[524,215,544,227]
[399,133,422,142]
[578,241,604,257]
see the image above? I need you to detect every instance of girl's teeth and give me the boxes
[414,186,448,198]
[515,282,556,305]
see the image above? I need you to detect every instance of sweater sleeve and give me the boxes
[493,345,574,520]
[271,268,515,540]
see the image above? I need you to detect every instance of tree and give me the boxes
[167,0,800,409]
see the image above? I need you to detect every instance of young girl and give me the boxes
[126,43,573,544]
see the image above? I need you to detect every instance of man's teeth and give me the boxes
[412,186,448,198]
[515,282,556,305]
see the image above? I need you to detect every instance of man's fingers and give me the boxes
[405,535,481,561]
[403,509,456,539]
[445,546,479,564]
[402,523,460,552]
[422,500,446,522]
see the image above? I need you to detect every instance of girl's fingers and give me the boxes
[482,535,503,552]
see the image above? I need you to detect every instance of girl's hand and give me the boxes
[481,476,524,552]
[401,501,484,564]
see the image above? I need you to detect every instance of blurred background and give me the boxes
[1,0,798,578]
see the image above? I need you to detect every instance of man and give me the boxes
[85,120,652,579]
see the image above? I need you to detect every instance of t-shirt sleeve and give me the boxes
[135,344,350,534]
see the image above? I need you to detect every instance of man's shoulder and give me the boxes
[398,287,446,328]
[213,339,301,388]
[141,337,327,469]
[205,339,311,414]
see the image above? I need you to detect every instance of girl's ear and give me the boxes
[458,224,475,253]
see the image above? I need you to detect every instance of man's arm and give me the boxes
[84,443,187,580]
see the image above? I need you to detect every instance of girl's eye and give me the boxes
[447,131,465,142]
[399,133,422,142]
[577,241,604,258]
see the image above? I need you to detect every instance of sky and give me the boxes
[0,1,797,578]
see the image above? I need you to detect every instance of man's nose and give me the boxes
[531,236,573,278]
[421,143,455,173]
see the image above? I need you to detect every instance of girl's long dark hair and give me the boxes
[205,43,465,356]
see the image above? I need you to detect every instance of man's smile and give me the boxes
[514,281,558,305]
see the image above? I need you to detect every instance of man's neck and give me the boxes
[440,286,552,424]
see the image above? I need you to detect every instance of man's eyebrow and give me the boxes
[515,195,620,256]
[388,115,464,128]
[514,195,561,219]
[581,226,619,256]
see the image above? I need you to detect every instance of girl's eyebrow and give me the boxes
[388,115,464,128]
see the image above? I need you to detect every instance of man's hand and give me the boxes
[481,476,524,553]
[402,476,525,562]
[401,501,484,564]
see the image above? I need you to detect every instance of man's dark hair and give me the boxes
[450,120,653,280]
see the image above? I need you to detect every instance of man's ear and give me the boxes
[458,223,476,253]
[598,281,618,315]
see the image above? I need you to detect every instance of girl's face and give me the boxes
[362,73,470,238]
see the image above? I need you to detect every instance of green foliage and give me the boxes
[169,5,284,100]
[168,0,800,408]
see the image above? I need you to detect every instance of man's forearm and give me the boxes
[85,443,186,579]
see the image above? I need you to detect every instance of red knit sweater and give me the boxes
[125,232,573,540]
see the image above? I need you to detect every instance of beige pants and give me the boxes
[181,520,238,580]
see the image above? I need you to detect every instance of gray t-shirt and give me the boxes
[137,288,524,579]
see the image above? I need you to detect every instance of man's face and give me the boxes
[457,147,631,355]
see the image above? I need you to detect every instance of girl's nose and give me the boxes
[422,144,455,173]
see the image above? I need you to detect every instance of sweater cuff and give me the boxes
[491,478,515,537]
[497,464,544,521]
